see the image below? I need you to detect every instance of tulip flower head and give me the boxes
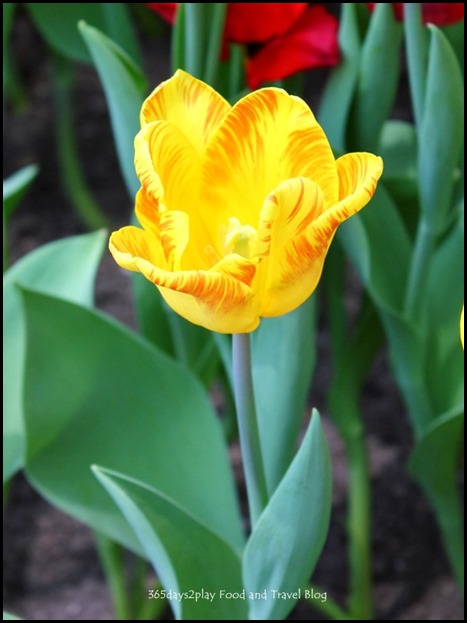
[110,71,383,333]
[147,3,339,88]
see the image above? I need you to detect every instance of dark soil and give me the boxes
[3,9,464,622]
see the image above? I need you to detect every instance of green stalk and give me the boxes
[325,247,383,620]
[306,584,356,620]
[183,3,207,78]
[404,3,428,130]
[227,44,245,100]
[171,3,186,74]
[52,55,108,230]
[203,3,227,87]
[232,333,268,527]
[404,219,435,321]
[345,419,372,620]
[95,532,131,620]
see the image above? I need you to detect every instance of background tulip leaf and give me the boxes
[424,215,464,413]
[318,3,361,153]
[94,467,247,621]
[252,297,317,493]
[3,165,39,222]
[26,3,141,65]
[3,231,106,483]
[21,291,243,554]
[350,3,402,152]
[243,410,332,621]
[408,407,464,587]
[378,121,418,210]
[79,21,147,196]
[418,26,464,232]
[338,184,412,310]
[3,613,22,621]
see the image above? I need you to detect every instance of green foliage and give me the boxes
[3,231,106,482]
[21,291,243,554]
[243,412,332,620]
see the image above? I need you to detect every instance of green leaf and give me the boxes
[418,26,464,233]
[26,4,141,64]
[3,164,38,221]
[243,411,332,621]
[3,230,106,482]
[94,467,247,620]
[408,406,464,587]
[350,3,403,152]
[252,297,317,493]
[425,216,464,413]
[79,21,147,196]
[318,3,361,152]
[132,275,175,357]
[22,292,243,553]
[338,184,412,311]
[132,277,220,385]
[378,121,418,205]
[409,407,464,496]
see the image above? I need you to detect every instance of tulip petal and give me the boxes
[140,70,231,154]
[109,225,164,272]
[135,120,201,207]
[203,88,338,232]
[310,152,383,244]
[255,177,326,317]
[224,3,308,43]
[247,6,340,89]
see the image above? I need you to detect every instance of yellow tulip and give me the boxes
[110,70,383,333]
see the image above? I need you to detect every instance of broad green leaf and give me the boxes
[338,184,412,310]
[350,3,402,152]
[132,276,220,385]
[3,164,38,221]
[3,613,21,621]
[94,467,247,620]
[408,407,464,495]
[79,21,147,196]
[243,411,332,621]
[419,26,464,233]
[425,216,464,413]
[378,121,418,207]
[3,231,106,482]
[132,275,175,357]
[26,4,141,65]
[403,4,428,129]
[22,292,243,553]
[318,3,361,152]
[252,297,317,493]
[408,407,464,587]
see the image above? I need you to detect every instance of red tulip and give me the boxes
[367,3,464,26]
[147,3,339,89]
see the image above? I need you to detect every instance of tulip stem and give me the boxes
[232,333,269,527]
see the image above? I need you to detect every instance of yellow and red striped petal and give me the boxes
[202,88,338,230]
[254,177,326,316]
[140,69,231,154]
[309,152,383,247]
[109,225,164,272]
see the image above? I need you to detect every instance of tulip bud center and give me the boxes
[224,217,257,259]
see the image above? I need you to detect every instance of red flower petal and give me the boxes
[224,3,308,43]
[146,2,178,24]
[246,5,339,89]
[367,3,464,26]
